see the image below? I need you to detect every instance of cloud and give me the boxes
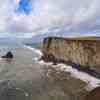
[0,0,100,37]
[0,0,19,32]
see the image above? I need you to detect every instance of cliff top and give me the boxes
[44,36,100,41]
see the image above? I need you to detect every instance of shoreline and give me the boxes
[39,60,100,91]
[23,45,42,56]
[5,44,99,91]
[0,45,99,99]
[23,45,100,91]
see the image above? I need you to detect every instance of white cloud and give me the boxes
[0,0,100,37]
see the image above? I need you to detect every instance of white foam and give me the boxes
[39,60,100,91]
[39,60,53,65]
[0,58,3,61]
[24,45,100,90]
[33,57,39,61]
[57,64,100,90]
[24,45,43,56]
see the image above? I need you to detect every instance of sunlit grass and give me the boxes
[73,36,100,40]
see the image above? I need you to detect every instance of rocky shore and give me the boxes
[41,37,100,76]
[41,36,100,100]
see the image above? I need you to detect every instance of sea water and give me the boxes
[0,43,76,100]
[0,43,99,100]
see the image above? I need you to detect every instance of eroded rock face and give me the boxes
[42,37,100,72]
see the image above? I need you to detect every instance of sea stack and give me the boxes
[2,51,13,59]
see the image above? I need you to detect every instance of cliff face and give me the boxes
[42,37,100,72]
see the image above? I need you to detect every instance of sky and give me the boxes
[0,0,100,38]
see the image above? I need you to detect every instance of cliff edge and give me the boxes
[41,36,100,76]
[41,36,100,100]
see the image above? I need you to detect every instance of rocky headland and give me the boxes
[41,36,100,77]
[41,36,100,100]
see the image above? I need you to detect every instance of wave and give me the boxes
[23,45,100,91]
[23,45,42,56]
[38,60,100,91]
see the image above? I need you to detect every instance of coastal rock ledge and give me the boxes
[41,36,100,100]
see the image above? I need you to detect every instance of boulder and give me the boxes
[2,51,13,59]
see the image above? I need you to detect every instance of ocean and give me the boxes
[0,43,99,100]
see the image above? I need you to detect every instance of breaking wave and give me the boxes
[38,60,100,91]
[24,45,100,91]
[24,45,42,56]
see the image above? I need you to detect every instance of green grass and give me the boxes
[72,36,100,40]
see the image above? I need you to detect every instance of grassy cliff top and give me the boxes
[45,36,100,41]
[74,36,100,40]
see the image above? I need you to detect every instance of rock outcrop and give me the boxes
[2,51,13,59]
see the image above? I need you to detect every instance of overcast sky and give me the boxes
[0,0,99,38]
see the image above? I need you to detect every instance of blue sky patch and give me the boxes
[17,0,31,14]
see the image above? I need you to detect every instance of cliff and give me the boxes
[41,36,100,75]
[41,36,100,100]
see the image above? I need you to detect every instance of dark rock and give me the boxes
[2,51,13,59]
